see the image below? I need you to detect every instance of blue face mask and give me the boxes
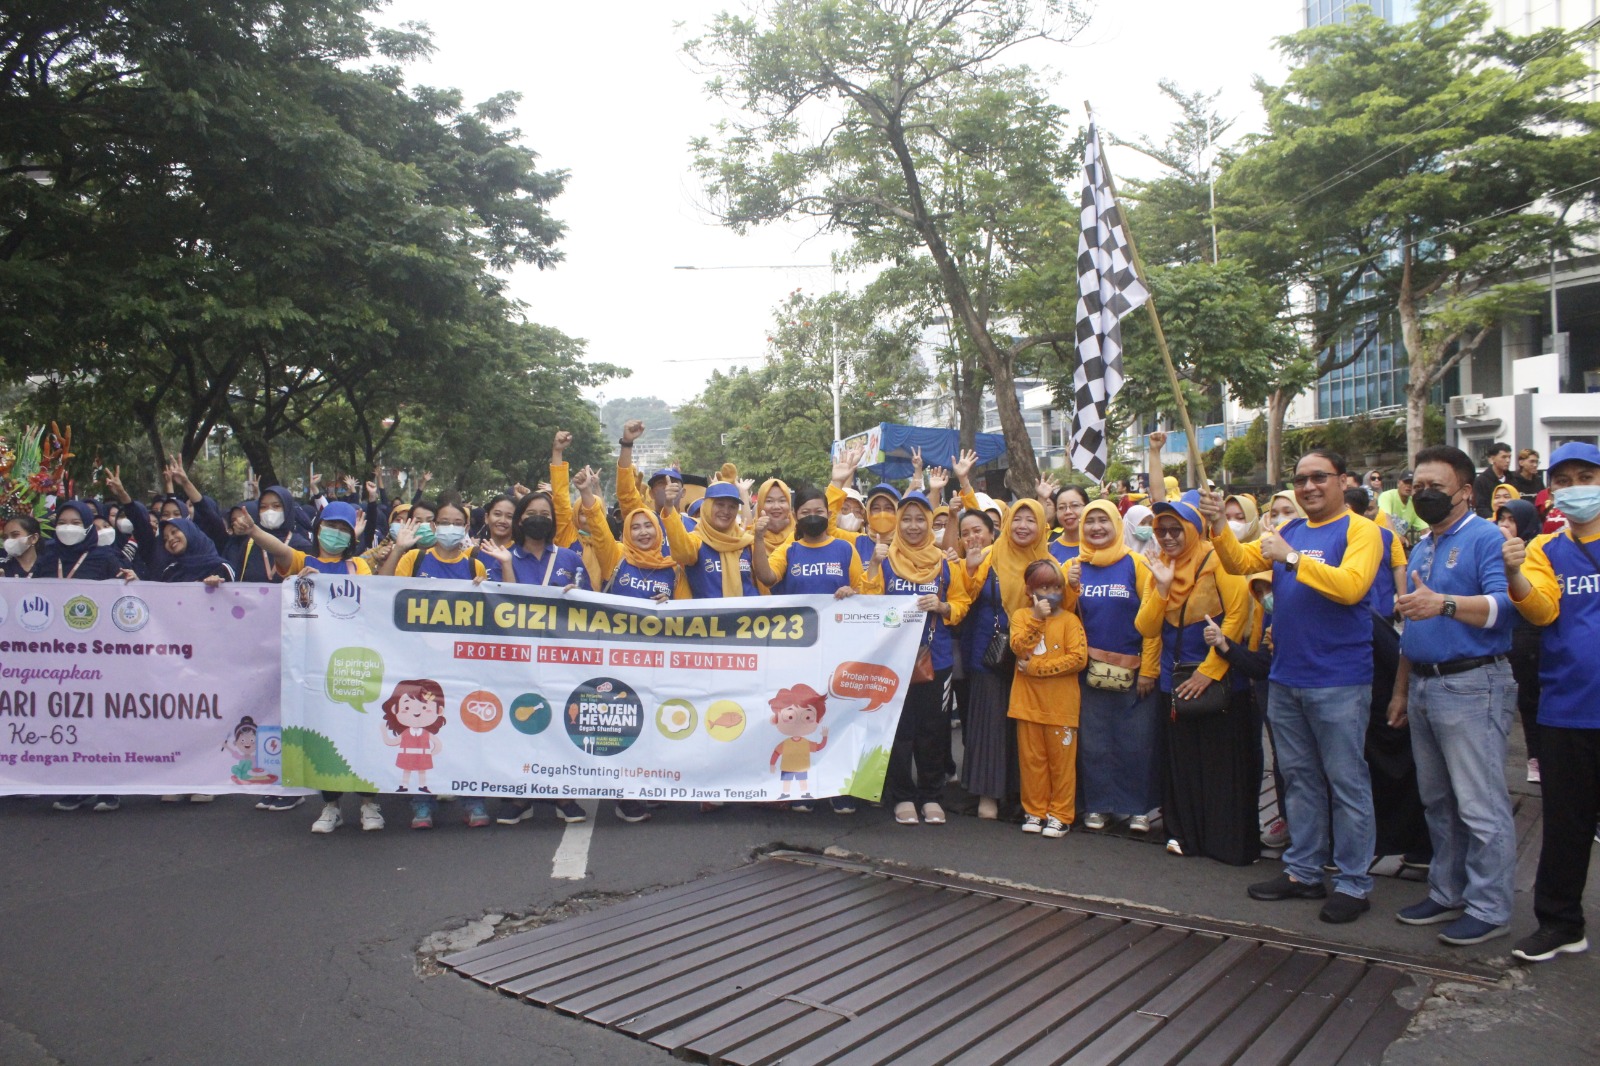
[1131,526,1154,542]
[318,527,352,554]
[1554,484,1600,524]
[434,524,467,550]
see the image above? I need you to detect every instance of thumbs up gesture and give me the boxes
[1201,613,1227,650]
[1395,570,1446,622]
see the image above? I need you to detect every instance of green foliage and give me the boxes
[1222,435,1256,481]
[840,745,891,803]
[280,726,377,792]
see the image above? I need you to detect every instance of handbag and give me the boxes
[978,573,1015,672]
[912,623,936,683]
[1085,648,1140,692]
[1170,554,1229,717]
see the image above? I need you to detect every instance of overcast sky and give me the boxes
[380,0,1302,409]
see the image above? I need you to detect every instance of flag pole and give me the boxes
[1086,102,1208,488]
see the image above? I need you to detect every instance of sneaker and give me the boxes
[921,802,946,825]
[830,796,857,815]
[51,796,90,812]
[1512,925,1589,963]
[160,795,184,803]
[1319,892,1370,924]
[554,800,587,823]
[496,800,535,826]
[894,802,919,825]
[1041,816,1069,838]
[1165,838,1184,856]
[1260,818,1290,848]
[789,800,814,813]
[91,796,120,812]
[614,800,651,823]
[410,801,435,830]
[1248,873,1327,901]
[977,796,999,820]
[188,794,214,803]
[1021,814,1044,834]
[1401,851,1432,870]
[311,803,342,834]
[698,802,724,813]
[1438,914,1511,946]
[1129,814,1151,834]
[1396,898,1465,926]
[257,795,305,812]
[359,801,384,831]
[464,799,490,828]
[1083,812,1107,831]
[1526,758,1541,784]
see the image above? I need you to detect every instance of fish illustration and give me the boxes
[708,710,742,729]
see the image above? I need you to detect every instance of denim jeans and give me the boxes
[1408,660,1517,925]
[1268,682,1377,897]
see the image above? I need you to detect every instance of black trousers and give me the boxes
[886,668,953,806]
[1533,725,1600,931]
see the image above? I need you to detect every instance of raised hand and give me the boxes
[1201,613,1227,651]
[951,448,979,484]
[1502,536,1526,573]
[831,442,865,485]
[364,480,378,501]
[1395,571,1445,622]
[927,466,949,496]
[1065,558,1081,588]
[536,481,553,495]
[736,477,755,502]
[343,474,358,494]
[910,446,925,476]
[753,513,770,538]
[1258,528,1291,564]
[1035,474,1060,501]
[1149,430,1167,451]
[552,430,573,456]
[512,482,532,499]
[390,517,419,551]
[104,465,131,504]
[1148,554,1175,597]
[419,470,433,486]
[476,537,511,564]
[309,471,323,491]
[1196,489,1226,534]
[1031,592,1052,620]
[621,420,645,444]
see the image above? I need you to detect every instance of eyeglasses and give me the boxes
[1290,472,1338,488]
[1367,475,1382,483]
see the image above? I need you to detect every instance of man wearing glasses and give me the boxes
[1200,450,1383,923]
[1387,446,1518,947]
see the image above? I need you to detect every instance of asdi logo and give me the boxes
[63,595,98,631]
[326,578,363,619]
[18,595,51,632]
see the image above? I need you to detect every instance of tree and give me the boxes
[686,0,1089,494]
[1232,0,1600,458]
[671,288,928,484]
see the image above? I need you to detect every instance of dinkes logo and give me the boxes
[62,595,98,631]
[111,595,149,633]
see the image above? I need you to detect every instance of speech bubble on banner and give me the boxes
[325,647,384,713]
[829,662,901,712]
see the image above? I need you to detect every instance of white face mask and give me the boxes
[836,513,863,533]
[116,517,134,535]
[1228,520,1251,540]
[258,508,286,530]
[56,525,87,546]
[97,527,118,547]
[4,536,30,559]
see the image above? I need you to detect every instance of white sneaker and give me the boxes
[311,803,342,834]
[359,801,385,831]
[1083,812,1107,831]
[160,795,183,803]
[1129,814,1152,834]
[1526,758,1541,784]
[188,794,215,803]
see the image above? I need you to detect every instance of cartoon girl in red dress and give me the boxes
[380,679,446,793]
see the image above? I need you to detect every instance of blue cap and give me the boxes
[898,489,933,511]
[1152,499,1206,538]
[647,468,683,485]
[1549,441,1600,472]
[686,498,704,517]
[320,501,359,528]
[703,482,741,502]
[865,483,901,504]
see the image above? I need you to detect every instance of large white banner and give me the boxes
[0,579,291,794]
[279,576,923,802]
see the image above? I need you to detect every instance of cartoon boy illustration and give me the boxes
[380,679,446,792]
[769,684,829,800]
[222,716,270,784]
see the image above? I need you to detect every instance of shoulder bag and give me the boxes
[1170,552,1229,717]
[979,572,1015,672]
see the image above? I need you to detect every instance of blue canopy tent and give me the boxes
[833,423,1008,481]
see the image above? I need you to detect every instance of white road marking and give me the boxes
[550,800,599,880]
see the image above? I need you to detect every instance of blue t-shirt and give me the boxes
[1268,514,1375,688]
[772,538,857,596]
[883,559,954,671]
[961,570,1005,675]
[506,544,587,589]
[1078,553,1143,659]
[1532,530,1600,728]
[685,541,759,599]
[411,549,481,581]
[1400,512,1513,665]
[1368,525,1398,617]
[1047,539,1080,565]
[606,559,676,600]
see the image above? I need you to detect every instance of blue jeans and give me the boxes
[1268,683,1377,897]
[1408,660,1517,925]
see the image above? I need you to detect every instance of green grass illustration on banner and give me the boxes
[281,725,377,792]
[841,745,890,802]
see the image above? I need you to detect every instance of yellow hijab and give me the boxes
[1077,499,1128,569]
[756,477,793,555]
[1226,494,1262,543]
[1266,490,1306,529]
[697,504,756,597]
[888,496,945,584]
[620,507,677,571]
[972,499,1054,614]
[1157,503,1223,626]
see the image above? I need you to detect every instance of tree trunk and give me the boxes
[1397,246,1428,462]
[1265,387,1290,486]
[235,430,279,490]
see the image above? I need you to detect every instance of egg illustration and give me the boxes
[655,698,698,741]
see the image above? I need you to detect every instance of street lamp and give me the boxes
[673,263,843,442]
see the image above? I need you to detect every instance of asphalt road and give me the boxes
[1,786,1595,1066]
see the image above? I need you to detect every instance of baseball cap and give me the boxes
[320,501,359,527]
[702,482,741,502]
[1549,441,1600,472]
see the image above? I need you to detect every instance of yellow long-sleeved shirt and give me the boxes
[1211,509,1382,607]
[1008,608,1089,726]
[1509,529,1596,627]
[1134,561,1249,683]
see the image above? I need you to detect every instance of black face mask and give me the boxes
[795,514,829,540]
[1411,487,1457,526]
[520,514,555,542]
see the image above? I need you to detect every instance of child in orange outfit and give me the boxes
[1009,558,1089,837]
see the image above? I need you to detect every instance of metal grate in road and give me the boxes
[441,852,1495,1066]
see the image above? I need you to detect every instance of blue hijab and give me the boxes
[31,500,123,580]
[158,517,233,582]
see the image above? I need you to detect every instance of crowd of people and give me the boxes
[7,420,1598,966]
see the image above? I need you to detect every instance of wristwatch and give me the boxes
[1284,550,1300,572]
[1441,598,1457,619]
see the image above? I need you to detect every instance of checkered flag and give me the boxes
[1070,121,1148,481]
